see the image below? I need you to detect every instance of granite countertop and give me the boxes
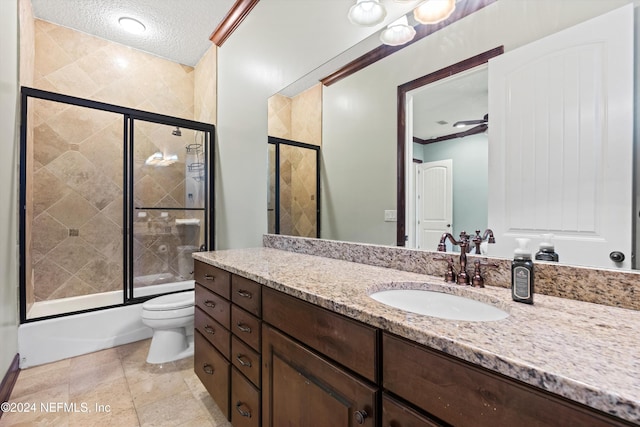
[193,247,640,424]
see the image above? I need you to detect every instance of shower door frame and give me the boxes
[268,136,321,237]
[19,87,216,323]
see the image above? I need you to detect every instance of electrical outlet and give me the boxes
[384,210,397,222]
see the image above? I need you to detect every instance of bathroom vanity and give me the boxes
[193,239,640,426]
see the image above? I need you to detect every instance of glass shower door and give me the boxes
[267,136,320,237]
[130,120,210,299]
[23,96,125,319]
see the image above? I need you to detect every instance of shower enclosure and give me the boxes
[19,87,215,321]
[268,136,320,237]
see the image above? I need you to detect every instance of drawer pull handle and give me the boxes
[204,325,215,335]
[354,410,368,425]
[236,289,252,299]
[236,354,252,367]
[204,274,215,281]
[204,300,216,308]
[235,402,251,418]
[236,322,252,333]
[202,364,214,375]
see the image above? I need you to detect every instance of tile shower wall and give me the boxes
[268,84,322,238]
[279,146,318,237]
[28,18,197,303]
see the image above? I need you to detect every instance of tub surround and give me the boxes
[194,242,640,424]
[263,234,640,311]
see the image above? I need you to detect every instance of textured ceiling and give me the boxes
[31,0,236,66]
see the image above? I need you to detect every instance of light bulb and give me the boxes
[348,0,387,27]
[414,0,456,25]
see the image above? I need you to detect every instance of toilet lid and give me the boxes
[143,291,195,311]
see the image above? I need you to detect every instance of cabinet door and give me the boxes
[262,324,377,427]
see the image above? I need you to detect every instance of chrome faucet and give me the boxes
[437,231,471,285]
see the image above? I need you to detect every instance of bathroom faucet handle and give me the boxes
[471,260,499,288]
[435,256,457,283]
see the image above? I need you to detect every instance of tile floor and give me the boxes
[1,339,232,427]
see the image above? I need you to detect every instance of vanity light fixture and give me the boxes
[380,15,416,46]
[413,0,456,25]
[118,17,146,34]
[348,0,387,26]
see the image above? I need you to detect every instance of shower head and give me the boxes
[172,126,182,137]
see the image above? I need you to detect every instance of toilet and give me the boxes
[141,291,195,364]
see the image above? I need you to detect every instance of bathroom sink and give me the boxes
[369,289,509,322]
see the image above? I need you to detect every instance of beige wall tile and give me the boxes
[34,28,73,76]
[27,18,208,306]
[47,191,99,229]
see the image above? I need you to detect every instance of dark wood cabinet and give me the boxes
[195,260,634,427]
[262,324,377,427]
[195,307,230,359]
[262,287,378,383]
[383,332,633,427]
[231,304,261,352]
[194,260,264,425]
[231,367,261,427]
[194,262,231,299]
[194,331,230,419]
[382,394,442,427]
[195,283,230,327]
[232,275,262,317]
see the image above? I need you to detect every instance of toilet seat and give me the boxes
[142,291,194,311]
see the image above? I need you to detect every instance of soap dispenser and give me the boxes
[512,238,534,304]
[535,234,559,262]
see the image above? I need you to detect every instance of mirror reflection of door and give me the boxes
[267,137,320,238]
[488,4,633,269]
[415,160,452,250]
[407,66,489,249]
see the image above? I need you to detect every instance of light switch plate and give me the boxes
[384,210,397,222]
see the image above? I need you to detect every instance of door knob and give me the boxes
[609,251,625,263]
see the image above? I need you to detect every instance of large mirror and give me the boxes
[270,0,638,271]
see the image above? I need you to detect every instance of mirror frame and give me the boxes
[396,46,504,247]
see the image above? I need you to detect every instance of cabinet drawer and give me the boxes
[383,333,627,427]
[263,287,378,382]
[231,367,261,427]
[194,331,230,419]
[232,335,261,388]
[232,305,261,352]
[195,307,230,359]
[232,275,262,317]
[194,261,231,299]
[195,283,230,329]
[382,394,442,427]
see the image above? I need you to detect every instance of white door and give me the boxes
[488,5,633,269]
[415,160,452,250]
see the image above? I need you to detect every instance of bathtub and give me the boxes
[18,279,194,368]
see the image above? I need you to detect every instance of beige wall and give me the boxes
[194,44,217,125]
[0,0,20,379]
